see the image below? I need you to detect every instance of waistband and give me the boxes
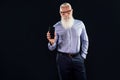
[57,51,80,57]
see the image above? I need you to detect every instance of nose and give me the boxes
[63,13,69,18]
[64,13,68,16]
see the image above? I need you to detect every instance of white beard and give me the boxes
[61,17,74,29]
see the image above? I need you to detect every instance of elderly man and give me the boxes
[47,2,89,80]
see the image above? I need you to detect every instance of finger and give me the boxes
[47,32,50,36]
[47,37,51,41]
[46,33,51,39]
[47,31,50,35]
[47,34,51,39]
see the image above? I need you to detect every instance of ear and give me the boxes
[71,9,73,13]
[59,11,62,16]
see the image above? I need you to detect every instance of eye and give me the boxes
[67,12,70,14]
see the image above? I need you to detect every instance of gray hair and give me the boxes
[60,2,72,11]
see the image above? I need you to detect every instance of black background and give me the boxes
[1,0,120,80]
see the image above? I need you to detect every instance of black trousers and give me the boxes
[56,52,87,80]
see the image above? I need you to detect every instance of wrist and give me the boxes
[49,41,54,45]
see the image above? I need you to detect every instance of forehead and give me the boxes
[60,5,71,11]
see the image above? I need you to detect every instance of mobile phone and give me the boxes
[48,27,55,39]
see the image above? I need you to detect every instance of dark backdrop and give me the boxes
[1,0,120,80]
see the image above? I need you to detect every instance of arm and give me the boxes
[80,22,89,59]
[47,31,58,51]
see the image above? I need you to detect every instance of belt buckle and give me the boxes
[68,54,72,58]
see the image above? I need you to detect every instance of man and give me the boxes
[46,2,89,80]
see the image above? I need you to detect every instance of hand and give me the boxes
[46,31,56,45]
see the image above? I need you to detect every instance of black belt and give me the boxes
[57,51,80,58]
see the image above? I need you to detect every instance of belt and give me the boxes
[57,51,80,58]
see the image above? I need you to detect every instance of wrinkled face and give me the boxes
[60,5,73,20]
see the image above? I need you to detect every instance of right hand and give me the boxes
[46,31,56,45]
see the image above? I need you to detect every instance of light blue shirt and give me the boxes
[48,19,89,59]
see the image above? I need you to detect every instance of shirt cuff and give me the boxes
[81,53,87,59]
[48,42,56,51]
[48,42,56,47]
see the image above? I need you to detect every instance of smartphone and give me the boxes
[48,27,55,39]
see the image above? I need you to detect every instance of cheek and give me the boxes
[60,14,65,18]
[60,13,63,16]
